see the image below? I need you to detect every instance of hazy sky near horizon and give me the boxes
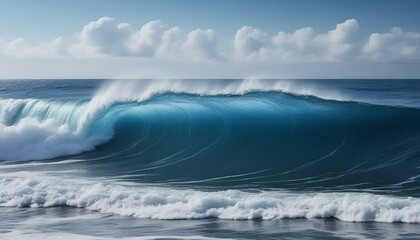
[1,0,420,79]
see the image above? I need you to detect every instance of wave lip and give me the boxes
[1,175,419,223]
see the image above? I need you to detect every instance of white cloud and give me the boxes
[155,27,182,58]
[0,38,30,57]
[36,37,67,58]
[324,18,359,57]
[70,16,132,57]
[233,26,269,60]
[69,17,218,60]
[363,27,420,62]
[1,17,420,67]
[182,29,219,60]
[234,19,359,62]
[0,37,66,58]
[127,20,165,56]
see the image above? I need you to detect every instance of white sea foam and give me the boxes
[0,98,111,161]
[0,173,419,223]
[1,230,228,240]
[0,98,30,124]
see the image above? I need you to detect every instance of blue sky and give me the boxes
[2,0,420,40]
[1,0,420,79]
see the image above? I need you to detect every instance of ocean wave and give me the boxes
[1,79,420,163]
[0,98,111,161]
[0,78,344,161]
[0,173,419,223]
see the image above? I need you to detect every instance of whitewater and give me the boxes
[0,79,419,239]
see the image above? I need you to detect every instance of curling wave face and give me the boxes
[0,79,346,161]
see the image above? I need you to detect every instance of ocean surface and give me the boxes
[0,79,419,239]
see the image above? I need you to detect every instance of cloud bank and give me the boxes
[1,17,420,64]
[1,17,420,79]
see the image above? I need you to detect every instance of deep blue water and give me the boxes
[0,79,419,239]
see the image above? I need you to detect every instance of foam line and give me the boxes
[0,174,419,223]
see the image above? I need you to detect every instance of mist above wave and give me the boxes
[89,79,345,109]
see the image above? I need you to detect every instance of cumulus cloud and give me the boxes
[234,19,359,62]
[363,27,420,62]
[127,20,166,56]
[155,27,182,58]
[0,37,66,58]
[233,26,269,60]
[182,29,219,60]
[69,17,219,60]
[70,16,131,57]
[1,17,420,64]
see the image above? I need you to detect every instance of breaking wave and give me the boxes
[0,172,419,223]
[1,79,420,225]
[0,79,346,161]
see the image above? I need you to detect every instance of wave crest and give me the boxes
[89,79,345,108]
